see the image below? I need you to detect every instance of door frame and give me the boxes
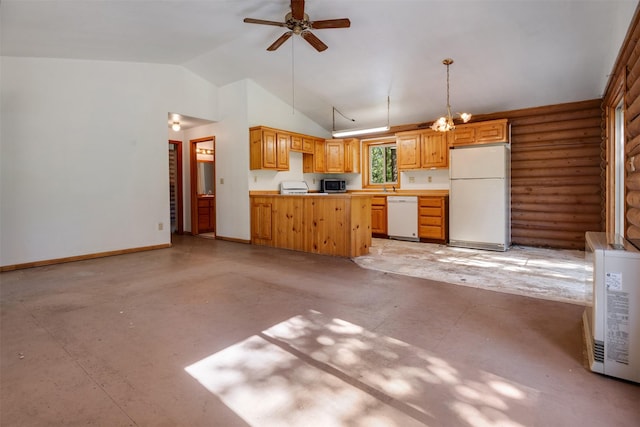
[190,136,216,235]
[169,140,184,234]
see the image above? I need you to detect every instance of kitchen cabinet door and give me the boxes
[421,131,449,168]
[344,138,360,173]
[325,140,345,173]
[396,132,421,170]
[314,139,326,172]
[371,196,387,235]
[276,133,290,170]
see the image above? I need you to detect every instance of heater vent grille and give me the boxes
[593,339,604,363]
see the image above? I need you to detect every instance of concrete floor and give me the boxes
[1,235,638,426]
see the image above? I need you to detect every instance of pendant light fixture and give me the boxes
[431,58,471,132]
[171,121,181,131]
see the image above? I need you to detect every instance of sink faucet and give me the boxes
[392,186,396,192]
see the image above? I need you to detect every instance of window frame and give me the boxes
[361,137,400,189]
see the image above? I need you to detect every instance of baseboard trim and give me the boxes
[0,243,172,272]
[215,235,251,244]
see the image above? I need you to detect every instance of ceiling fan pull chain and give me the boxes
[291,37,295,113]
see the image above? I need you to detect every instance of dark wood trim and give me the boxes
[169,139,184,234]
[0,244,172,272]
[215,236,251,244]
[190,136,215,235]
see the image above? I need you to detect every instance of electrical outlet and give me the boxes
[313,178,316,184]
[428,176,433,183]
[254,176,257,183]
[157,222,163,231]
[408,176,415,183]
[220,178,224,184]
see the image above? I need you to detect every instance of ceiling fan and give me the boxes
[243,0,350,52]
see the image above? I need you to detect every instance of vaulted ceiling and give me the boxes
[1,0,637,132]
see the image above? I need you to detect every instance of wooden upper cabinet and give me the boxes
[314,139,326,172]
[325,139,345,173]
[290,135,303,151]
[421,131,449,168]
[291,135,314,154]
[396,132,421,170]
[302,137,314,154]
[397,130,449,169]
[451,119,509,147]
[250,127,278,170]
[343,138,360,173]
[276,133,290,170]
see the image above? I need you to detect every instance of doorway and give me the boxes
[169,140,183,234]
[190,136,216,236]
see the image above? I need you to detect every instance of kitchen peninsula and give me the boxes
[250,193,372,257]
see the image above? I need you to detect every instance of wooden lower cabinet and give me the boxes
[371,196,387,236]
[197,197,215,233]
[250,194,371,257]
[418,196,448,242]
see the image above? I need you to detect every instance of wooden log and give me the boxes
[511,175,602,187]
[512,219,602,232]
[512,228,586,242]
[513,127,602,144]
[512,202,601,214]
[511,184,601,195]
[506,107,601,128]
[512,193,601,205]
[627,172,640,191]
[627,91,640,122]
[627,190,640,208]
[627,207,640,228]
[511,165,602,178]
[627,110,640,138]
[512,236,585,250]
[511,117,602,136]
[511,145,600,159]
[625,154,640,173]
[511,157,601,170]
[512,210,602,223]
[627,64,640,102]
[627,133,640,157]
[627,224,640,239]
[475,99,601,122]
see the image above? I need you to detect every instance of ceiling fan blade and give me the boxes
[310,18,351,29]
[301,31,328,52]
[291,0,305,21]
[243,18,287,27]
[267,32,293,51]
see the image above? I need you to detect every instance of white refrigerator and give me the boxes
[449,144,510,251]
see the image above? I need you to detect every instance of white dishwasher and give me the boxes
[387,196,419,241]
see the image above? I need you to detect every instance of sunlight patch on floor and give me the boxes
[185,310,537,427]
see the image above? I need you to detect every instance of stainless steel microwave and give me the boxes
[321,179,347,193]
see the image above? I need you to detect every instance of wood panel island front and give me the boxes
[250,193,372,257]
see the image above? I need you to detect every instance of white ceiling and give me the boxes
[2,0,637,132]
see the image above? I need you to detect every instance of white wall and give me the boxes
[0,56,217,266]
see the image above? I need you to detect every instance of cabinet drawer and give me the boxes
[419,197,443,208]
[372,196,387,206]
[419,207,443,217]
[419,225,443,239]
[420,216,442,226]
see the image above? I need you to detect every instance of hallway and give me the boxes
[1,236,637,426]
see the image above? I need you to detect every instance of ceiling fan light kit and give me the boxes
[244,0,350,52]
[431,58,472,132]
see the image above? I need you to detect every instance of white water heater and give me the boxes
[583,232,640,383]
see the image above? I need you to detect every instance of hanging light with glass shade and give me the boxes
[431,58,471,132]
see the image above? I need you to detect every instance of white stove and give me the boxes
[280,181,309,195]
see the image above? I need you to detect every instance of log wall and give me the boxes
[604,5,640,241]
[474,100,604,250]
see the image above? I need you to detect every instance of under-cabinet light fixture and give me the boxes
[332,96,390,138]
